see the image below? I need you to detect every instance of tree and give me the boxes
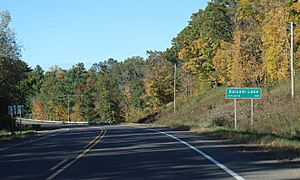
[202,0,235,43]
[0,11,22,59]
[178,38,215,84]
[212,41,233,85]
[173,0,236,88]
[261,0,289,81]
[229,0,264,86]
[33,68,67,120]
[0,11,29,116]
[118,56,146,121]
[93,59,123,122]
[145,51,174,110]
[80,70,97,122]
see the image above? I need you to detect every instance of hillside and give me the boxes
[154,79,300,146]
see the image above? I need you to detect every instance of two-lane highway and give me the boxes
[56,126,238,180]
[1,125,300,179]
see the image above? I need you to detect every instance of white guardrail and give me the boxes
[17,118,88,125]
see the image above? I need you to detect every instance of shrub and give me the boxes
[0,114,16,131]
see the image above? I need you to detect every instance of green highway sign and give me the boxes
[226,88,262,99]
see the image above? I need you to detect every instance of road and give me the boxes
[0,125,300,179]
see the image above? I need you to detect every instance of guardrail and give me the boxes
[17,118,88,125]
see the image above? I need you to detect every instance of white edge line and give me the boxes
[0,128,69,152]
[151,129,245,180]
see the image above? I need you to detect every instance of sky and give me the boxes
[1,0,210,70]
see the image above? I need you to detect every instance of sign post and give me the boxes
[234,99,237,130]
[226,88,262,130]
[16,105,25,135]
[251,99,254,131]
[8,106,13,117]
[13,105,17,116]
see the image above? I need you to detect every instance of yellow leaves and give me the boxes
[178,48,189,60]
[145,58,173,110]
[178,38,214,82]
[182,58,200,75]
[230,24,267,86]
[178,38,208,60]
[175,0,300,88]
[261,1,289,81]
[212,41,233,85]
[236,0,264,23]
[293,1,300,14]
[229,0,290,85]
[295,48,300,70]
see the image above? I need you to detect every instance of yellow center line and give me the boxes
[50,159,69,171]
[46,128,106,180]
[84,130,103,149]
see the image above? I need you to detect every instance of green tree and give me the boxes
[33,68,67,120]
[94,59,123,123]
[0,11,29,117]
[121,56,146,119]
[80,69,97,122]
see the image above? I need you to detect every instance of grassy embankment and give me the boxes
[0,130,37,141]
[154,79,300,152]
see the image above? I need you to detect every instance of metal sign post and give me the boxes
[17,105,22,135]
[8,106,13,117]
[226,88,262,130]
[8,106,14,135]
[13,105,17,116]
[251,99,254,131]
[234,99,237,130]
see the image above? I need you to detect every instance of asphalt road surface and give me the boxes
[1,125,300,180]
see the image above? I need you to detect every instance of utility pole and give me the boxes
[67,95,70,122]
[291,22,295,99]
[174,63,177,113]
[19,106,22,135]
[65,94,82,122]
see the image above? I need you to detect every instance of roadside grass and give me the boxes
[209,127,300,148]
[0,130,37,141]
[189,126,300,160]
[156,86,226,130]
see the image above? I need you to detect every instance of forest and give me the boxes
[1,0,300,131]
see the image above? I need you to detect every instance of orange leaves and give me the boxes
[32,98,48,120]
